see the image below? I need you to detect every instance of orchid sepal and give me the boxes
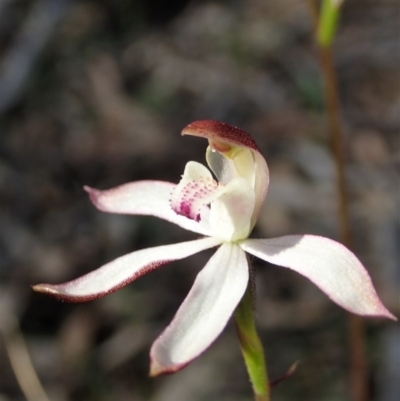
[240,235,396,320]
[149,243,249,376]
[32,237,222,303]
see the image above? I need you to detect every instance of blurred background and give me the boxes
[0,0,399,400]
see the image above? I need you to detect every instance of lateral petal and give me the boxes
[32,237,222,302]
[241,235,396,320]
[209,177,255,242]
[84,181,212,236]
[150,243,249,376]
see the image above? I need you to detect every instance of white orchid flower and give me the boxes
[33,120,395,376]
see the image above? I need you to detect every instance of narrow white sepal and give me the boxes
[241,235,396,320]
[150,243,249,375]
[33,237,222,301]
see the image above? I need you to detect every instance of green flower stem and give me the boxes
[234,272,270,401]
[317,0,342,47]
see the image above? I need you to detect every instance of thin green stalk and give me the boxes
[307,1,368,401]
[317,0,342,47]
[235,266,270,401]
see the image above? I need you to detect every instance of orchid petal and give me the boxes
[32,237,222,302]
[182,120,269,228]
[150,243,249,376]
[84,181,212,236]
[209,177,255,242]
[241,235,396,319]
[170,161,218,222]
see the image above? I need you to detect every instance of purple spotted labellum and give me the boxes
[33,120,396,376]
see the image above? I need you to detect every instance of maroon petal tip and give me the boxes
[149,359,188,377]
[31,282,110,303]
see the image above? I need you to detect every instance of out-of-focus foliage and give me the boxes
[0,0,398,400]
